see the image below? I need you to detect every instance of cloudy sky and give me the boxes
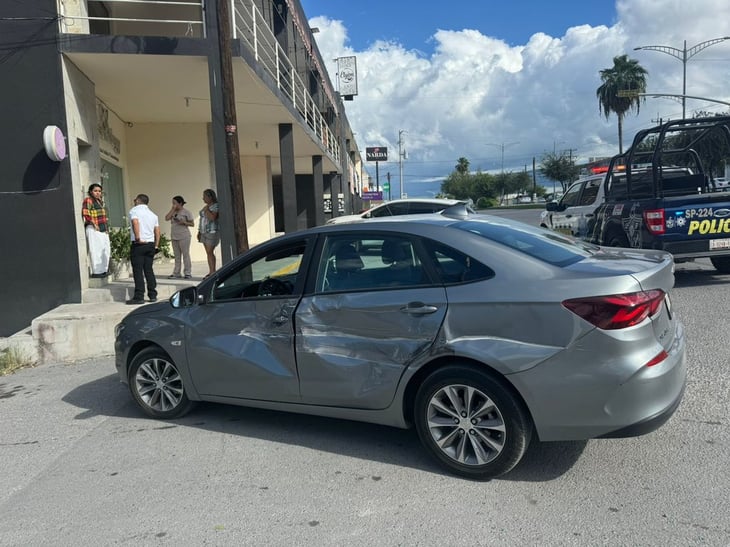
[301,0,730,197]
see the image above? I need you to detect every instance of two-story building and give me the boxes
[0,0,366,336]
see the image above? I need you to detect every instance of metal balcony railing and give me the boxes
[58,0,206,37]
[57,0,342,163]
[232,0,340,163]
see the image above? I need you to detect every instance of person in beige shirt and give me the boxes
[164,195,194,279]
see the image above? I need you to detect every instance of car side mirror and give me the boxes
[170,286,198,308]
[546,201,562,212]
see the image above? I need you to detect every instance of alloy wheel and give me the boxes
[134,357,184,413]
[425,384,506,466]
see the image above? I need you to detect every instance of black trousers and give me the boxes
[130,242,157,300]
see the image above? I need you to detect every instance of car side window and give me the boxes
[560,183,582,207]
[211,241,306,301]
[384,203,410,216]
[408,202,443,214]
[369,204,393,218]
[316,235,428,293]
[579,179,601,205]
[422,240,494,284]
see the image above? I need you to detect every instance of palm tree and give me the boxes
[455,157,470,175]
[596,54,648,154]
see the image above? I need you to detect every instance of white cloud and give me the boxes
[310,0,730,193]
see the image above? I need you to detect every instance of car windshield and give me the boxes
[453,218,599,267]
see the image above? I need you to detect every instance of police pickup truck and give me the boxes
[543,116,730,273]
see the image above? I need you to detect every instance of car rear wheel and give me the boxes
[128,347,195,419]
[414,365,532,480]
[606,230,629,248]
[710,256,730,273]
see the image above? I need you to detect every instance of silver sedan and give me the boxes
[115,214,686,480]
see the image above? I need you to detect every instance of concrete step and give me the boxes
[32,302,131,364]
[3,265,207,365]
[92,278,195,303]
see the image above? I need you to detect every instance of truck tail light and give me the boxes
[562,290,666,330]
[643,209,666,234]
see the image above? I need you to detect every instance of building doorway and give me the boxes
[101,160,125,227]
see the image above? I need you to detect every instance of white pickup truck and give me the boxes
[539,173,604,238]
[540,116,730,273]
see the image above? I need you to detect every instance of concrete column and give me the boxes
[312,155,324,226]
[279,123,297,233]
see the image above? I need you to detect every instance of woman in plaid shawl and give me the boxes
[82,183,111,278]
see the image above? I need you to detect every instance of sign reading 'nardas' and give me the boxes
[366,147,388,161]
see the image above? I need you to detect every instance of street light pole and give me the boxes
[634,36,730,119]
[398,129,407,198]
[617,91,730,109]
[486,141,519,204]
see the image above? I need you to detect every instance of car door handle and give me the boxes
[272,315,289,326]
[565,214,573,218]
[401,302,439,315]
[585,213,594,218]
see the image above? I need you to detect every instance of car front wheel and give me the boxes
[414,365,532,480]
[128,347,195,419]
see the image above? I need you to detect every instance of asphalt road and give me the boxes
[1,211,728,545]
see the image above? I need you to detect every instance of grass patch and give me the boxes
[0,346,36,376]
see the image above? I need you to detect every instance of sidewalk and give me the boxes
[1,261,209,365]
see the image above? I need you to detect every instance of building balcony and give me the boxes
[58,0,341,164]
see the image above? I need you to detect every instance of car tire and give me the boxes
[710,256,730,274]
[414,365,532,480]
[606,230,629,248]
[128,347,195,419]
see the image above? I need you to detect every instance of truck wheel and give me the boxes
[710,256,730,274]
[606,231,629,248]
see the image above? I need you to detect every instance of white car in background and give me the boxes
[713,177,729,191]
[327,198,473,224]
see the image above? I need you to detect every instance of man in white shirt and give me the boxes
[127,194,160,304]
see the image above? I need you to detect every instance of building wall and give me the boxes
[62,58,101,284]
[241,155,277,246]
[0,0,83,336]
[125,123,219,264]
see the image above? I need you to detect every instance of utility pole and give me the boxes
[398,129,406,198]
[216,0,248,255]
[486,141,519,204]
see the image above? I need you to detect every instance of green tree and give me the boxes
[455,157,470,175]
[596,54,648,154]
[540,152,580,193]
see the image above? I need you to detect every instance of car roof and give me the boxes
[370,198,465,206]
[310,212,506,238]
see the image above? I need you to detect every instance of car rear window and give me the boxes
[453,218,597,267]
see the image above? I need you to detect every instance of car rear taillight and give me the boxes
[562,290,666,330]
[645,350,669,367]
[643,209,666,234]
